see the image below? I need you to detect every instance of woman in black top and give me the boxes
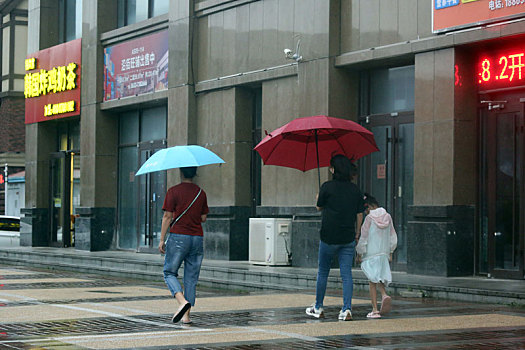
[306,154,364,321]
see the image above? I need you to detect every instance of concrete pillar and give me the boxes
[291,0,359,267]
[166,0,196,186]
[21,0,60,246]
[408,48,476,276]
[75,0,118,251]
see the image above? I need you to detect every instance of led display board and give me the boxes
[24,39,81,124]
[103,31,168,101]
[477,48,525,90]
[433,0,525,33]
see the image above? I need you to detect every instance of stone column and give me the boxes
[408,48,476,276]
[291,0,358,267]
[75,0,118,251]
[21,0,60,246]
[166,0,196,186]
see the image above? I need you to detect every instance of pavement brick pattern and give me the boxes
[0,266,524,349]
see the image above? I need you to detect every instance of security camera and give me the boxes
[284,49,293,59]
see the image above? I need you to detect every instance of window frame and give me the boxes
[118,0,167,28]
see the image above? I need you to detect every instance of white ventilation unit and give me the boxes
[249,218,292,266]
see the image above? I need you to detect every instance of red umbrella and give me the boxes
[254,115,379,187]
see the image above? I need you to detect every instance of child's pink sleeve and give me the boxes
[356,216,371,255]
[389,215,398,253]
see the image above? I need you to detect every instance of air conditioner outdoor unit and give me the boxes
[249,218,292,266]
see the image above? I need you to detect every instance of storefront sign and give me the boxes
[103,31,168,102]
[433,0,525,33]
[24,39,81,124]
[478,48,525,90]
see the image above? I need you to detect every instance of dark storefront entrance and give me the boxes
[137,140,166,252]
[117,105,167,251]
[479,91,525,279]
[358,65,415,271]
[49,121,80,248]
[360,112,414,271]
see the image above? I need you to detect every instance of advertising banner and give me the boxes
[103,31,168,102]
[24,38,81,124]
[433,0,525,33]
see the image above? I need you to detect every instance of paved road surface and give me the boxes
[0,265,524,349]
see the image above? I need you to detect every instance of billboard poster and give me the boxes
[103,30,168,101]
[433,0,525,33]
[24,38,81,124]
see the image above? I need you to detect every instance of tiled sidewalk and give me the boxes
[0,265,524,349]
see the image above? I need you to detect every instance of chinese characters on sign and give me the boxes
[435,0,460,10]
[24,63,77,98]
[104,31,168,101]
[478,49,525,90]
[434,0,525,32]
[24,38,81,124]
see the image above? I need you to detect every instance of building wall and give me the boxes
[340,0,433,52]
[194,0,349,208]
[196,0,330,82]
[0,97,25,153]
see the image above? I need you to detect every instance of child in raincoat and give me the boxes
[356,193,397,319]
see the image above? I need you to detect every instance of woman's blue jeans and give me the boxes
[315,240,355,312]
[163,233,204,306]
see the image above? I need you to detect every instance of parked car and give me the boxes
[0,215,20,247]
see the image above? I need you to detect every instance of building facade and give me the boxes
[21,0,525,280]
[0,0,27,214]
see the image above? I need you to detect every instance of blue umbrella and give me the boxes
[135,145,225,176]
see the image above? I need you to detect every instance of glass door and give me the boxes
[137,140,166,252]
[49,151,73,247]
[481,93,525,279]
[360,112,414,271]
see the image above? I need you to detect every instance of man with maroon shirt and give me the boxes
[159,166,209,324]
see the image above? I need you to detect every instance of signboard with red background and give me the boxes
[433,0,525,33]
[24,38,81,124]
[103,30,168,102]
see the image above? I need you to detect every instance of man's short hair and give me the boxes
[180,167,197,179]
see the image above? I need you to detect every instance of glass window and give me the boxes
[127,0,148,25]
[61,0,82,42]
[140,106,166,141]
[152,0,169,17]
[119,111,139,145]
[369,65,414,115]
[118,0,167,28]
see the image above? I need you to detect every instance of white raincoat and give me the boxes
[356,207,398,286]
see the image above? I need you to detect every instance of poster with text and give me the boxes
[433,0,525,33]
[103,30,168,101]
[25,38,81,124]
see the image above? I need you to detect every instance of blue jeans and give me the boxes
[315,240,355,312]
[163,233,204,306]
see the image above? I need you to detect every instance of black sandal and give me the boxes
[171,302,191,323]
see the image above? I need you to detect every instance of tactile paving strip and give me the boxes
[0,317,169,339]
[0,274,57,280]
[2,305,523,340]
[171,328,525,350]
[0,280,130,290]
[0,295,168,307]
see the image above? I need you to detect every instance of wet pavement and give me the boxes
[0,265,524,349]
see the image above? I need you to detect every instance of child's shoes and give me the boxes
[380,295,392,315]
[366,311,381,319]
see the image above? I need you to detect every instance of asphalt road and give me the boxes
[0,264,524,349]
